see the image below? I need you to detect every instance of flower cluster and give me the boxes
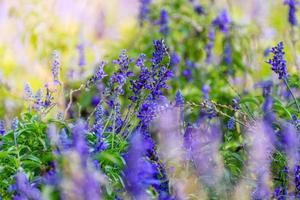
[23,83,54,112]
[223,41,232,66]
[86,61,107,88]
[267,42,288,80]
[51,51,61,84]
[212,10,231,34]
[0,120,5,135]
[182,60,196,81]
[205,27,216,63]
[129,54,151,102]
[109,50,134,95]
[13,172,42,200]
[296,165,300,196]
[77,43,86,67]
[137,40,173,125]
[138,0,152,26]
[284,0,298,26]
[157,9,169,35]
[273,186,287,200]
[175,90,184,107]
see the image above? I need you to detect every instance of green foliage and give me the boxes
[0,113,53,198]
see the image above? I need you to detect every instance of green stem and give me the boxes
[111,109,116,149]
[103,111,114,133]
[283,78,300,113]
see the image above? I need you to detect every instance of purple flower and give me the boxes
[0,120,5,135]
[110,50,134,94]
[202,84,211,100]
[232,97,240,110]
[133,42,173,198]
[175,90,184,107]
[59,129,72,150]
[14,172,42,200]
[33,89,43,111]
[112,50,134,71]
[124,130,159,198]
[129,54,151,102]
[138,0,152,26]
[144,40,173,100]
[93,104,105,137]
[183,124,192,146]
[205,27,216,63]
[182,69,192,81]
[124,129,172,199]
[284,0,298,26]
[187,124,223,187]
[59,142,103,200]
[292,114,300,128]
[295,165,300,194]
[113,102,124,131]
[24,82,33,100]
[255,80,273,97]
[91,96,101,106]
[94,137,108,153]
[42,167,58,186]
[44,88,53,108]
[77,43,86,67]
[273,186,287,200]
[246,121,275,200]
[11,117,18,131]
[194,4,205,15]
[170,52,180,67]
[282,122,299,185]
[227,117,235,130]
[136,53,147,69]
[94,104,104,124]
[267,42,288,80]
[150,67,173,98]
[252,173,271,200]
[71,120,89,158]
[137,100,158,125]
[263,95,273,109]
[92,105,109,153]
[152,40,167,67]
[51,51,60,84]
[186,60,196,68]
[212,10,231,33]
[94,61,107,81]
[264,48,271,57]
[255,80,276,122]
[86,61,107,88]
[223,41,232,66]
[182,60,195,81]
[158,9,169,35]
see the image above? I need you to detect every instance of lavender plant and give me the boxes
[1,0,300,200]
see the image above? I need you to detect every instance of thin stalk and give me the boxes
[13,131,21,169]
[64,84,84,119]
[214,108,250,129]
[111,109,116,149]
[225,78,255,120]
[103,111,114,132]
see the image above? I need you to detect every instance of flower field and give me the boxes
[1,0,300,199]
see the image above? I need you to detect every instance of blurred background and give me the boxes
[0,0,139,116]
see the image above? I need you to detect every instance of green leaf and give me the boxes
[20,155,42,164]
[97,151,125,168]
